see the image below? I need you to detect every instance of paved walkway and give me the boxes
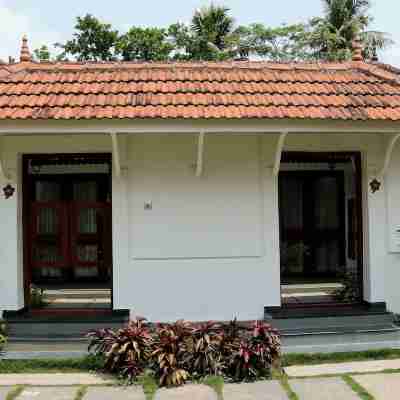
[1,359,400,399]
[0,376,397,400]
[285,358,400,377]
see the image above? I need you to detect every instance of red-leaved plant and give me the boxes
[87,319,153,382]
[151,320,192,387]
[87,318,281,386]
[185,321,224,377]
[221,320,281,381]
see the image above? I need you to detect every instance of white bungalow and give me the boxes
[1,38,400,341]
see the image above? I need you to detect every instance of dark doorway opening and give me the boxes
[278,152,363,306]
[23,154,112,312]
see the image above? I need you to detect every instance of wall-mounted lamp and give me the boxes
[3,184,15,199]
[369,178,381,193]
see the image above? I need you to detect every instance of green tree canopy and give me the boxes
[56,14,119,61]
[235,23,312,61]
[33,45,51,61]
[117,27,174,61]
[50,1,393,63]
[307,0,392,60]
[169,4,240,61]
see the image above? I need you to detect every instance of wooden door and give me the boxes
[28,176,111,282]
[30,202,69,271]
[308,174,345,276]
[70,202,112,280]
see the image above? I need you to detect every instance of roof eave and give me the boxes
[0,117,399,135]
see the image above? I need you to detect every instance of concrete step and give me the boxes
[44,291,111,300]
[4,310,129,341]
[266,313,396,333]
[1,341,89,359]
[282,327,400,354]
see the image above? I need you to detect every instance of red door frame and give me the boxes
[22,153,113,310]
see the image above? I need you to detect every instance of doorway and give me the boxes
[23,154,112,312]
[278,152,363,306]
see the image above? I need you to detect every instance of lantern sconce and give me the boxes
[3,184,15,199]
[369,178,381,193]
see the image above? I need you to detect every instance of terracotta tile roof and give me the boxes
[1,60,400,120]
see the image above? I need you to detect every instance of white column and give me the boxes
[262,134,282,307]
[111,135,129,311]
[0,154,24,314]
[363,154,386,304]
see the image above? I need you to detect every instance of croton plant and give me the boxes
[87,317,281,386]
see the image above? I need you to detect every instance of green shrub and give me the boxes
[87,318,281,387]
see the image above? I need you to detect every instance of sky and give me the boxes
[1,0,400,65]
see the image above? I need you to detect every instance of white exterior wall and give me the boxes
[0,135,113,317]
[115,133,281,321]
[1,129,399,320]
[383,143,400,312]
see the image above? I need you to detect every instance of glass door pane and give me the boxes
[70,203,111,280]
[30,203,68,273]
[279,175,306,277]
[312,175,344,275]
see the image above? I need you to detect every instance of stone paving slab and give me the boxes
[285,359,400,377]
[0,373,113,386]
[223,381,288,400]
[85,386,146,400]
[18,386,78,400]
[0,387,12,400]
[155,384,217,400]
[352,373,400,400]
[289,377,359,400]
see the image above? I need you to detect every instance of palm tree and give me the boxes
[190,4,238,60]
[310,0,392,60]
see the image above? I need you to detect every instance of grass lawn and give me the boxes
[1,348,400,374]
[282,348,400,367]
[0,355,104,374]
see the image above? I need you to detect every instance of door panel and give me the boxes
[70,202,111,270]
[30,202,69,269]
[311,176,344,274]
[28,176,111,281]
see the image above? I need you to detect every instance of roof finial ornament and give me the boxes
[371,47,379,62]
[20,35,32,63]
[352,36,363,62]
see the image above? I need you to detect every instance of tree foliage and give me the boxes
[236,23,313,61]
[56,14,119,61]
[307,0,392,61]
[51,1,392,63]
[33,45,51,61]
[169,5,239,61]
[117,27,174,61]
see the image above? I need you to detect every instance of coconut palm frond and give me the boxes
[191,4,234,50]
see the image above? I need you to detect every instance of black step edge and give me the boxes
[265,302,389,319]
[4,309,130,324]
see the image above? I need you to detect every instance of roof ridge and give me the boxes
[3,60,359,74]
[353,62,400,86]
